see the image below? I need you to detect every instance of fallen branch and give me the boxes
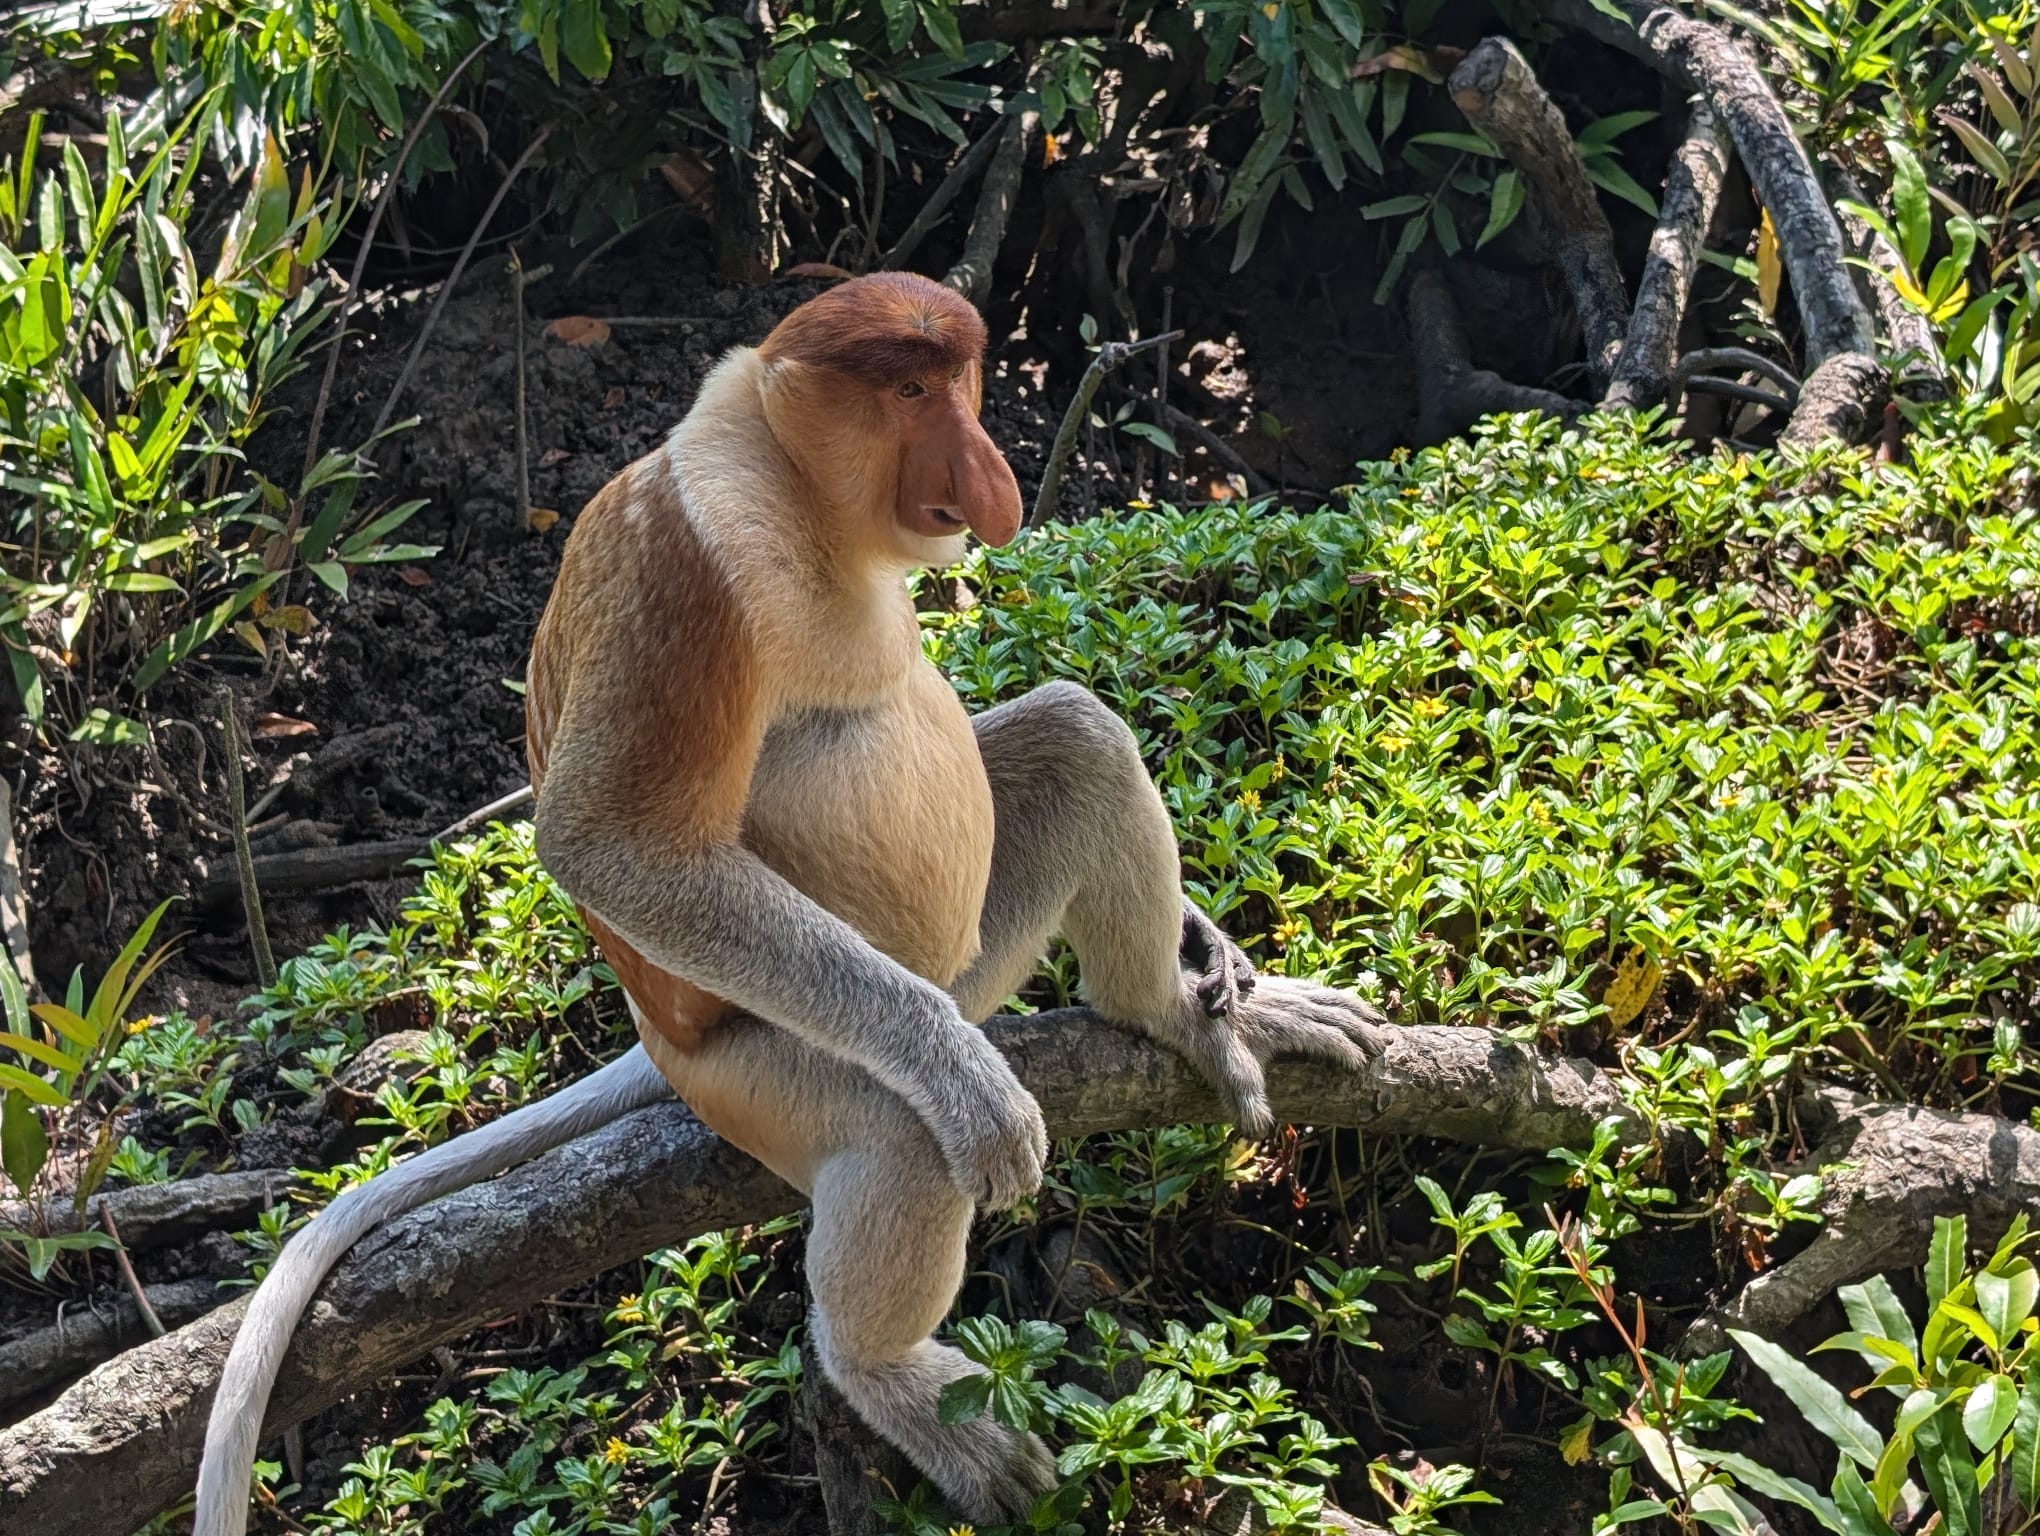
[1687,1087,2040,1353]
[1603,101,1731,411]
[0,1010,1637,1533]
[881,122,1008,272]
[1822,162,1951,404]
[1408,270,1587,444]
[942,110,1035,307]
[1449,37,1630,386]
[0,1172,289,1253]
[1161,404,1273,497]
[0,1279,221,1416]
[1028,330,1184,528]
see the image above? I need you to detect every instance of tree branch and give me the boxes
[1409,270,1588,444]
[1541,0,1877,375]
[0,1010,1634,1534]
[942,110,1034,307]
[1822,161,1951,404]
[1603,100,1731,411]
[1449,37,1630,387]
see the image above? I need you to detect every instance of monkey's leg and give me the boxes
[955,680,1385,1136]
[653,1021,1055,1522]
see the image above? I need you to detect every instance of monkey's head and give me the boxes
[756,272,1023,566]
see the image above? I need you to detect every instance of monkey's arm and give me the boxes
[534,662,1044,1209]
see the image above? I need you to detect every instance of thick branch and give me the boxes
[1409,270,1588,444]
[1604,100,1731,410]
[1779,350,1888,448]
[942,110,1034,307]
[0,1012,1633,1534]
[0,1172,289,1253]
[1449,37,1630,385]
[1543,0,1876,373]
[1685,1089,2040,1353]
[0,1280,221,1415]
[882,123,1006,273]
[1822,162,1951,404]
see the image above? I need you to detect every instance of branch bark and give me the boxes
[1449,37,1630,387]
[1543,0,1876,375]
[0,1011,1636,1533]
[0,1279,221,1416]
[1603,100,1731,410]
[881,122,1006,273]
[0,1171,290,1253]
[942,110,1034,307]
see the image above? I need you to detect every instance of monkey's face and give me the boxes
[880,358,1022,561]
[755,273,1023,570]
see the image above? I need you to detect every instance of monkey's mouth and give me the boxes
[904,505,968,538]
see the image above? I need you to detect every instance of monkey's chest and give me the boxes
[741,665,993,987]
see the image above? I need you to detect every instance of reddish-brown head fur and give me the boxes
[756,273,1021,551]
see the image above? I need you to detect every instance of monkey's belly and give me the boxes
[741,663,994,986]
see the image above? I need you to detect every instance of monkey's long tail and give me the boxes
[193,1043,673,1536]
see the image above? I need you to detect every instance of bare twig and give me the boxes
[1674,345,1802,404]
[300,37,490,484]
[217,688,275,987]
[510,250,531,535]
[1682,376,1793,415]
[881,121,1008,272]
[1029,330,1184,529]
[372,126,555,440]
[942,110,1035,307]
[1160,405,1273,497]
[1604,101,1731,411]
[98,1208,164,1340]
[434,784,534,843]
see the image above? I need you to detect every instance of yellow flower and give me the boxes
[1718,788,1746,809]
[1390,445,1411,464]
[1274,918,1306,947]
[1868,763,1894,787]
[1529,800,1553,829]
[1127,498,1154,511]
[948,1526,977,1536]
[1378,732,1411,754]
[612,1294,645,1325]
[1413,695,1447,719]
[1237,789,1263,814]
[1269,755,1287,783]
[603,1437,630,1466]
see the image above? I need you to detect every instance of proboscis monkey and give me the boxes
[195,272,1385,1528]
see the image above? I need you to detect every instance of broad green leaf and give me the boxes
[1886,140,1931,274]
[1928,1215,1966,1311]
[1832,1464,1900,1536]
[0,1063,62,1107]
[1913,1402,1981,1536]
[1840,1276,1919,1358]
[2012,1372,2040,1510]
[1477,169,1524,250]
[0,1091,48,1197]
[1975,1263,2037,1344]
[936,1372,991,1424]
[1962,1374,2017,1453]
[1731,1329,1883,1468]
[1706,1449,1844,1531]
[0,1032,82,1076]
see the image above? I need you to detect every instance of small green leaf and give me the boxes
[1731,1329,1884,1469]
[936,1372,992,1425]
[1928,1215,1966,1311]
[1963,1374,2018,1453]
[0,1092,48,1198]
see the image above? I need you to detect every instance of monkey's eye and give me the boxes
[950,364,965,381]
[896,380,927,399]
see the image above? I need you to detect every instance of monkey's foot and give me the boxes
[924,1417,1058,1523]
[1171,974,1389,1140]
[1180,898,1257,1018]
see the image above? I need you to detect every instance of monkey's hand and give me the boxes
[916,1026,1048,1211]
[1180,899,1258,1018]
[1167,973,1389,1141]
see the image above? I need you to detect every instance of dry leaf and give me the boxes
[1351,43,1458,82]
[396,566,433,587]
[528,506,562,533]
[659,149,713,203]
[1041,132,1062,168]
[1602,945,1662,1030]
[538,447,572,468]
[545,315,612,348]
[254,712,317,739]
[782,261,855,281]
[232,621,267,658]
[250,589,271,620]
[603,386,627,410]
[1755,208,1782,319]
[260,604,315,635]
